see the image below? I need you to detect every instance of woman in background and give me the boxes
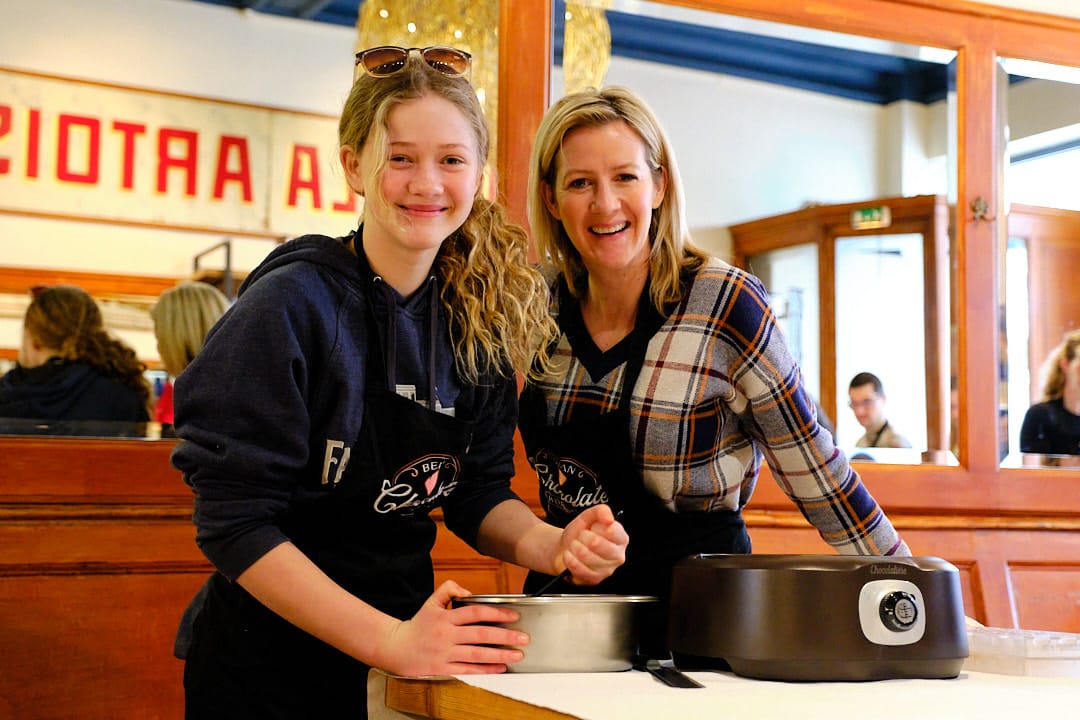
[150,280,230,424]
[1020,328,1080,457]
[0,284,151,423]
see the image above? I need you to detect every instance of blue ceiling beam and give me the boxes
[193,0,950,105]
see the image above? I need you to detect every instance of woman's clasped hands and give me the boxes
[552,504,628,586]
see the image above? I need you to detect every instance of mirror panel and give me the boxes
[834,233,927,453]
[1000,57,1080,468]
[554,0,957,465]
[746,244,820,399]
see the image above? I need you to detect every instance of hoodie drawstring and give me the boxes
[427,275,438,411]
[373,274,440,411]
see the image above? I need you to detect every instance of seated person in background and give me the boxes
[1020,329,1080,456]
[0,285,151,423]
[150,280,230,424]
[848,371,911,448]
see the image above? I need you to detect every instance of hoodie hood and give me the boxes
[238,233,364,298]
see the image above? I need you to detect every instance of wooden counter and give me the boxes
[375,669,1079,720]
[4,433,1080,719]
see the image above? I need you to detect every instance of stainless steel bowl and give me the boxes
[452,594,658,673]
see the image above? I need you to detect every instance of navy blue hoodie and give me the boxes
[0,359,148,424]
[171,233,519,583]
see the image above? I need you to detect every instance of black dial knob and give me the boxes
[879,591,919,631]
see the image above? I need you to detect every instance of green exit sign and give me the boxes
[850,205,892,230]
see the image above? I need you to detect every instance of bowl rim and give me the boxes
[454,593,658,605]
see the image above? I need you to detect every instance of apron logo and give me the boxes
[532,450,608,516]
[423,470,439,496]
[374,453,461,515]
[320,439,352,486]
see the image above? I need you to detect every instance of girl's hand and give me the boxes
[373,581,529,676]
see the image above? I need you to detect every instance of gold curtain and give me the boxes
[562,1,612,94]
[354,1,613,178]
[355,1,499,163]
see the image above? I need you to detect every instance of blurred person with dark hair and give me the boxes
[1020,329,1080,456]
[150,281,230,424]
[848,371,911,448]
[0,284,151,422]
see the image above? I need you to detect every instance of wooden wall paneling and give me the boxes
[927,201,953,452]
[0,572,199,720]
[497,0,550,229]
[955,31,1004,476]
[1009,563,1080,631]
[1,438,198,719]
[0,266,181,299]
[0,437,185,503]
[0,511,207,720]
[431,517,512,594]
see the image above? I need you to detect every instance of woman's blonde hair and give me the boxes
[24,284,152,411]
[151,281,230,378]
[527,85,709,312]
[1039,329,1080,402]
[339,52,558,381]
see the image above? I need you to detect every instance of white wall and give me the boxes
[0,0,356,114]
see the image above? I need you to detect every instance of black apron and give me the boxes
[185,278,473,719]
[518,285,750,653]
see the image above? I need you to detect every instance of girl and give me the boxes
[0,284,151,424]
[174,47,628,718]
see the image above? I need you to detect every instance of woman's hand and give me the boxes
[556,504,629,585]
[374,581,529,676]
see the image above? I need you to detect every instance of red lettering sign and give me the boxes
[332,181,357,213]
[26,108,40,179]
[212,135,252,202]
[0,104,10,175]
[57,114,101,184]
[112,121,146,190]
[287,144,322,209]
[157,127,198,196]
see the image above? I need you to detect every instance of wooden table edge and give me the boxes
[384,674,580,720]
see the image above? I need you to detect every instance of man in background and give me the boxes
[848,371,912,448]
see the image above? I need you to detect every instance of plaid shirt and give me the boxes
[528,258,908,556]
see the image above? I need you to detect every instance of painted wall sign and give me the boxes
[0,68,359,237]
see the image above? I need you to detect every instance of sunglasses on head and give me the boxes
[355,46,472,79]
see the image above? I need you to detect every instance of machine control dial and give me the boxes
[879,590,919,631]
[859,579,926,645]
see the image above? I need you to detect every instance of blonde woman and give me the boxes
[0,284,150,423]
[519,86,908,623]
[1020,329,1080,456]
[171,47,627,718]
[150,280,230,423]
